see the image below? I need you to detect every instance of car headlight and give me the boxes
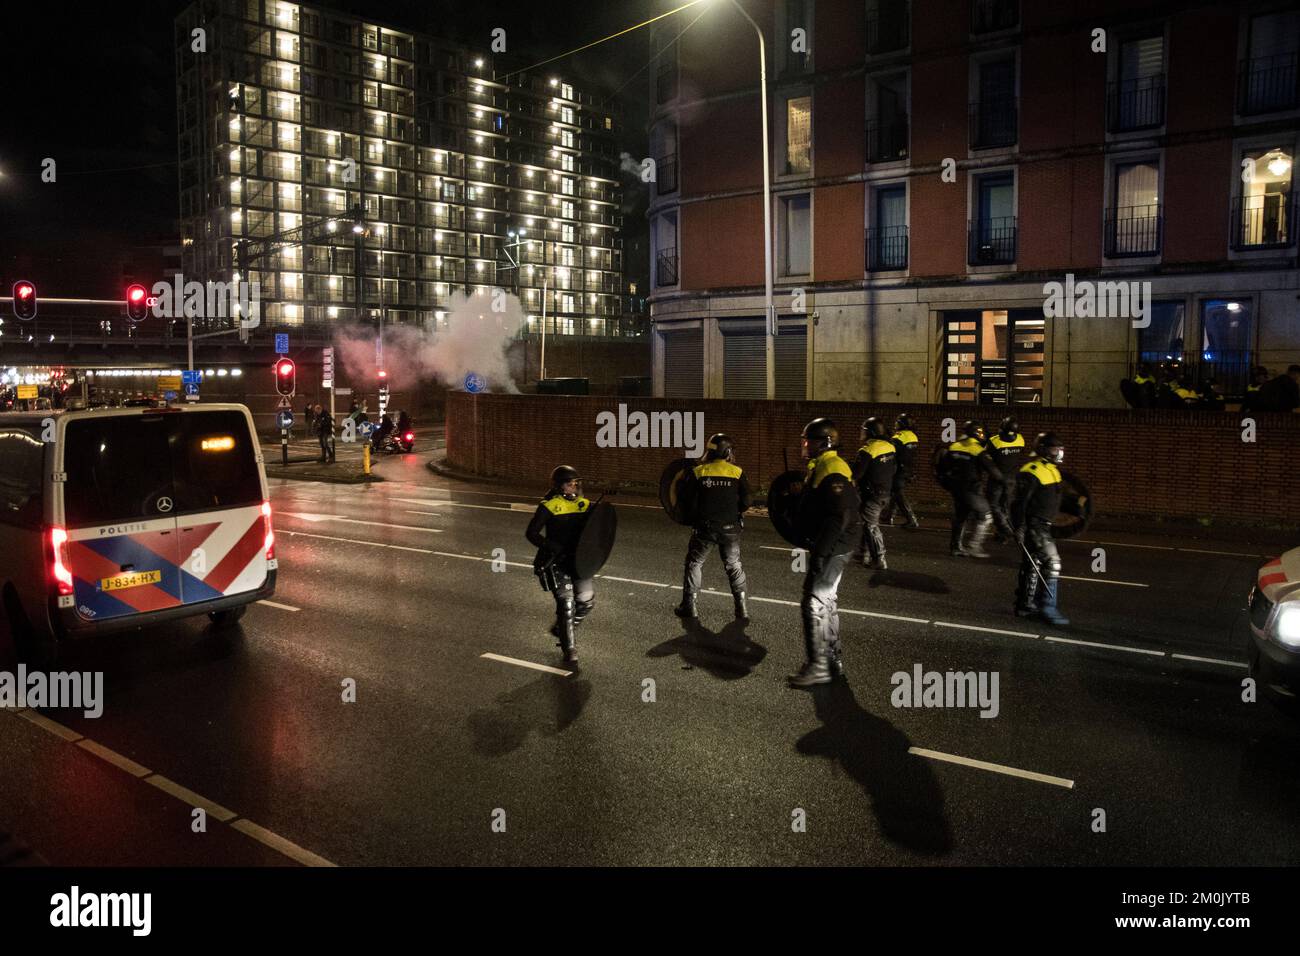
[1275,604,1300,650]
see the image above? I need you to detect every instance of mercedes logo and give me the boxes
[156,496,174,513]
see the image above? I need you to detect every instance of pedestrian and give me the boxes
[673,433,751,623]
[302,397,314,437]
[881,413,921,530]
[314,403,335,463]
[1251,364,1300,412]
[788,418,862,688]
[526,466,595,664]
[1012,433,1070,626]
[851,416,896,571]
[986,416,1026,542]
[936,420,999,558]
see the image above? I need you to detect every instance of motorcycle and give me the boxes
[376,429,415,454]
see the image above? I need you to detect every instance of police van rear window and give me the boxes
[63,411,260,526]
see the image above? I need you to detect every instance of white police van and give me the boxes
[0,404,277,664]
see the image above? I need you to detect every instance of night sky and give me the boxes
[1,0,659,295]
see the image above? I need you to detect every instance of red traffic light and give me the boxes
[377,369,388,379]
[277,360,294,376]
[12,280,37,321]
[125,283,149,322]
[274,358,296,396]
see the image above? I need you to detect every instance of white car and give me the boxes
[1247,546,1300,710]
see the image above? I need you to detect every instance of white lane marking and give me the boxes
[144,774,237,822]
[602,575,670,587]
[499,502,537,512]
[281,512,443,533]
[283,531,434,555]
[427,501,512,513]
[480,653,573,678]
[843,607,931,624]
[15,709,84,742]
[77,739,152,778]
[761,545,806,554]
[1059,575,1148,588]
[1179,547,1262,558]
[934,621,1040,639]
[1171,653,1249,668]
[1043,635,1165,657]
[257,599,301,612]
[230,819,338,868]
[1071,539,1263,558]
[908,747,1075,790]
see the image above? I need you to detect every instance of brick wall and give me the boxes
[447,392,1300,526]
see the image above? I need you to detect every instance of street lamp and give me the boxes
[718,0,776,399]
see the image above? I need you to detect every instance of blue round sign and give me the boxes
[464,372,486,393]
[277,410,294,429]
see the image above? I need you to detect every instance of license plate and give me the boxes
[100,570,162,591]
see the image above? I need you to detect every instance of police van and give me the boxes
[0,404,277,664]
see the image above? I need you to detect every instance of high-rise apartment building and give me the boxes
[175,0,626,338]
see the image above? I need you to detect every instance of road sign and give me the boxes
[276,395,292,409]
[163,391,178,402]
[464,372,486,393]
[182,370,203,386]
[336,387,352,396]
[158,376,181,392]
[321,379,334,390]
[16,385,37,399]
[275,333,289,354]
[277,410,295,429]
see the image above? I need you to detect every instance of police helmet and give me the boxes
[895,413,913,432]
[962,420,985,441]
[801,417,839,456]
[861,416,888,441]
[550,464,582,493]
[999,416,1019,438]
[1034,432,1064,464]
[705,433,734,461]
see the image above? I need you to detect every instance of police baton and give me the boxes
[1017,536,1053,592]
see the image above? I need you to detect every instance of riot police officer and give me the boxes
[936,420,999,559]
[1012,434,1070,626]
[789,418,863,688]
[525,465,595,663]
[851,417,897,570]
[675,433,751,622]
[986,416,1026,541]
[881,413,920,530]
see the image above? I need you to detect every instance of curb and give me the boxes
[266,468,384,485]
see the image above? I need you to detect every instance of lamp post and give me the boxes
[723,0,776,400]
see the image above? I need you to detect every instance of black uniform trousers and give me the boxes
[683,528,746,598]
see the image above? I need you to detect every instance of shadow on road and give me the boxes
[467,675,593,757]
[646,619,767,679]
[795,681,953,856]
[861,569,952,594]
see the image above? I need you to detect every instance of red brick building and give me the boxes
[647,0,1300,406]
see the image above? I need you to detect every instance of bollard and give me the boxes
[363,443,371,475]
[280,428,289,466]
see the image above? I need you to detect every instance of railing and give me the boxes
[656,248,678,286]
[1230,193,1296,249]
[1107,75,1166,131]
[1237,52,1299,115]
[866,2,910,54]
[1104,204,1163,256]
[657,152,678,194]
[866,118,909,162]
[971,0,1018,34]
[967,216,1017,265]
[969,97,1017,149]
[866,225,909,271]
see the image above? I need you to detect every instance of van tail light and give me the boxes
[50,527,74,596]
[262,500,275,560]
[404,432,414,442]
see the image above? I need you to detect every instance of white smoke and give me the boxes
[334,289,524,393]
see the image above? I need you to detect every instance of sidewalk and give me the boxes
[264,424,444,484]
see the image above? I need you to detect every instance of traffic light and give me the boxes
[275,358,296,396]
[125,284,148,322]
[12,281,37,321]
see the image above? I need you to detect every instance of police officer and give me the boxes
[525,465,594,663]
[789,418,863,688]
[675,433,751,622]
[936,420,999,558]
[986,416,1026,542]
[851,417,897,570]
[881,413,920,530]
[1012,434,1070,626]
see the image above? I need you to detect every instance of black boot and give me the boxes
[674,592,698,619]
[789,629,833,688]
[1038,578,1070,627]
[559,618,578,663]
[1014,560,1039,617]
[958,513,992,559]
[733,591,749,622]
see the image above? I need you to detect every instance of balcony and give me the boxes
[969,97,1017,149]
[866,225,909,271]
[967,216,1017,265]
[1107,75,1166,131]
[1237,53,1299,115]
[1104,204,1163,257]
[1231,193,1296,250]
[971,0,1018,34]
[656,248,678,286]
[867,2,910,54]
[657,152,678,194]
[866,118,909,163]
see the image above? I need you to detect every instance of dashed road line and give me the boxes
[1043,635,1165,657]
[934,621,1040,639]
[257,599,301,612]
[76,739,151,778]
[908,747,1075,790]
[145,775,237,822]
[16,708,84,742]
[230,820,336,868]
[1072,539,1264,559]
[1059,575,1148,588]
[480,652,574,678]
[281,512,443,533]
[602,575,670,587]
[1171,653,1249,669]
[283,530,434,555]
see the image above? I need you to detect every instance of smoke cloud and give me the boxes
[334,289,524,394]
